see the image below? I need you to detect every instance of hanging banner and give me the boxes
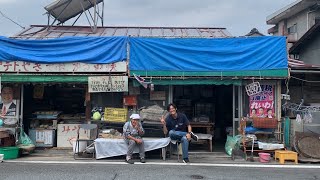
[249,85,275,118]
[88,76,128,93]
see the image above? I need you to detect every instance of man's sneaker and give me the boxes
[140,158,146,163]
[125,158,134,164]
[183,158,190,163]
[190,132,198,141]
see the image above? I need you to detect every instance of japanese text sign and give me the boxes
[0,61,126,73]
[88,76,128,93]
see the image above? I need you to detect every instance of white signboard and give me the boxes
[57,124,89,148]
[88,76,128,93]
[0,61,126,73]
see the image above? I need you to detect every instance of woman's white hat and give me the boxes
[130,113,140,120]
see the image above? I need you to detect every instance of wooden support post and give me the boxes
[85,85,91,122]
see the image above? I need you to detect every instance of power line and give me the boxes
[291,76,320,83]
[0,10,25,30]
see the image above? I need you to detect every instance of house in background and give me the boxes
[289,22,320,66]
[267,0,320,136]
[267,0,320,50]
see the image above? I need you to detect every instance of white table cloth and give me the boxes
[94,137,170,159]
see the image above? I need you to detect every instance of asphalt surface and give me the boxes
[2,148,320,180]
[0,162,319,180]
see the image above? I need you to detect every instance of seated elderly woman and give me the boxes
[123,113,146,164]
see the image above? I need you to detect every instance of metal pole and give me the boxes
[93,0,97,33]
[102,0,104,26]
[20,85,24,128]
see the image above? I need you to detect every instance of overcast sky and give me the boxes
[0,0,296,37]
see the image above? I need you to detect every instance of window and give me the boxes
[287,24,297,34]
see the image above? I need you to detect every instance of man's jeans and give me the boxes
[168,130,189,159]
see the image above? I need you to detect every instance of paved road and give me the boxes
[0,162,319,180]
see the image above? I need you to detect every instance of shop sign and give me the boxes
[150,91,166,101]
[88,76,128,93]
[123,95,137,106]
[0,61,126,73]
[57,124,89,147]
[249,85,275,118]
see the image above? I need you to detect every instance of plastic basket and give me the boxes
[258,153,271,163]
[253,117,278,129]
[104,108,128,123]
[0,146,19,160]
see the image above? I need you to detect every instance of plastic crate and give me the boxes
[252,117,278,129]
[0,146,19,160]
[104,108,128,123]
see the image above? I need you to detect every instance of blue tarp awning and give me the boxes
[129,36,288,72]
[0,36,127,64]
[0,36,289,79]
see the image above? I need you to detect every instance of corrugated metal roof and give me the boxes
[11,25,232,39]
[288,58,320,69]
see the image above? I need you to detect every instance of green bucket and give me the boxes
[0,146,19,160]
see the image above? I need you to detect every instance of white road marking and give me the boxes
[4,160,320,169]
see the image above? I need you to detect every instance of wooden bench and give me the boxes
[192,133,213,152]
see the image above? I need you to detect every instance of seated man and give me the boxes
[160,103,198,163]
[123,113,146,164]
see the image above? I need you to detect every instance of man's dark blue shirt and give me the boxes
[165,112,190,132]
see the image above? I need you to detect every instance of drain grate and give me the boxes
[190,175,204,179]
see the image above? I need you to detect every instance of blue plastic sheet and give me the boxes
[245,126,273,134]
[0,36,127,64]
[129,36,288,71]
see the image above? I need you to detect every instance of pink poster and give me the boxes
[249,85,274,118]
